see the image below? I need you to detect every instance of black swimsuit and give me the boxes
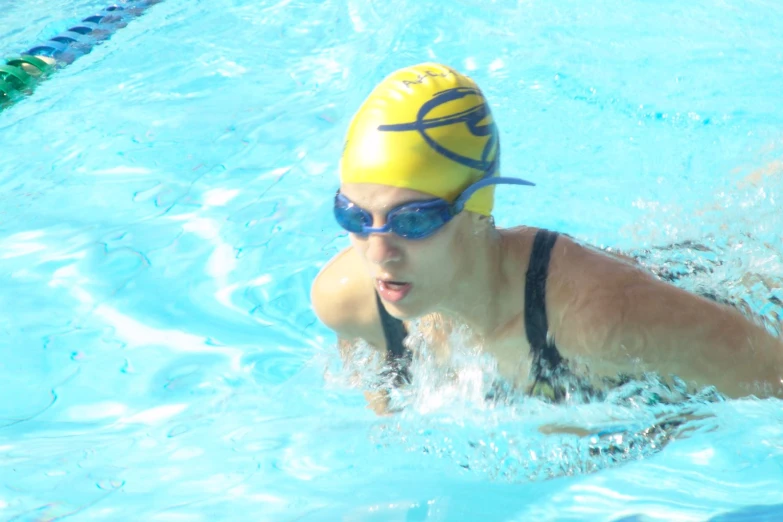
[376,228,577,401]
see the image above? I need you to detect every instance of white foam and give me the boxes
[207,243,236,278]
[203,188,240,207]
[91,166,152,176]
[690,447,715,466]
[1,239,46,258]
[93,303,245,365]
[170,447,205,461]
[67,402,128,421]
[119,404,188,426]
[489,58,505,71]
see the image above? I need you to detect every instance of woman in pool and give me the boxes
[310,62,783,412]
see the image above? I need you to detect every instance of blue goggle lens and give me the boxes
[334,199,370,234]
[388,208,446,239]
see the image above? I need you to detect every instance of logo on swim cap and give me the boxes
[377,87,498,176]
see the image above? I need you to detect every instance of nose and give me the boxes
[363,231,402,266]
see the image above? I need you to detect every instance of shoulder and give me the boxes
[499,227,615,277]
[503,227,657,343]
[310,246,387,348]
[551,233,645,284]
[544,232,659,321]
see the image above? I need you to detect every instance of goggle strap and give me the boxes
[453,176,536,212]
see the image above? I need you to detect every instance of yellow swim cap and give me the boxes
[339,62,501,216]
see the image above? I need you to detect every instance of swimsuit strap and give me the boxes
[375,292,412,386]
[376,291,408,359]
[524,229,564,373]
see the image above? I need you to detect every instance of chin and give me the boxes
[384,300,430,322]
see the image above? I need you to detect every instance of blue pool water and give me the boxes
[1,0,783,520]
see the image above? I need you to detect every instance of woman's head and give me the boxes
[334,62,533,317]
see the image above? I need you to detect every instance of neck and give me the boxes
[434,225,509,338]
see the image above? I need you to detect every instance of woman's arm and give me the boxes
[550,238,783,398]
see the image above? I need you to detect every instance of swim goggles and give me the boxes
[334,174,535,240]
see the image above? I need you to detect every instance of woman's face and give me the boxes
[339,182,472,320]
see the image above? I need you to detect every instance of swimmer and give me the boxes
[310,62,783,413]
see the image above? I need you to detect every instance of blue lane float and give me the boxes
[0,1,162,110]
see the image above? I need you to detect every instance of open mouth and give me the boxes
[376,279,413,303]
